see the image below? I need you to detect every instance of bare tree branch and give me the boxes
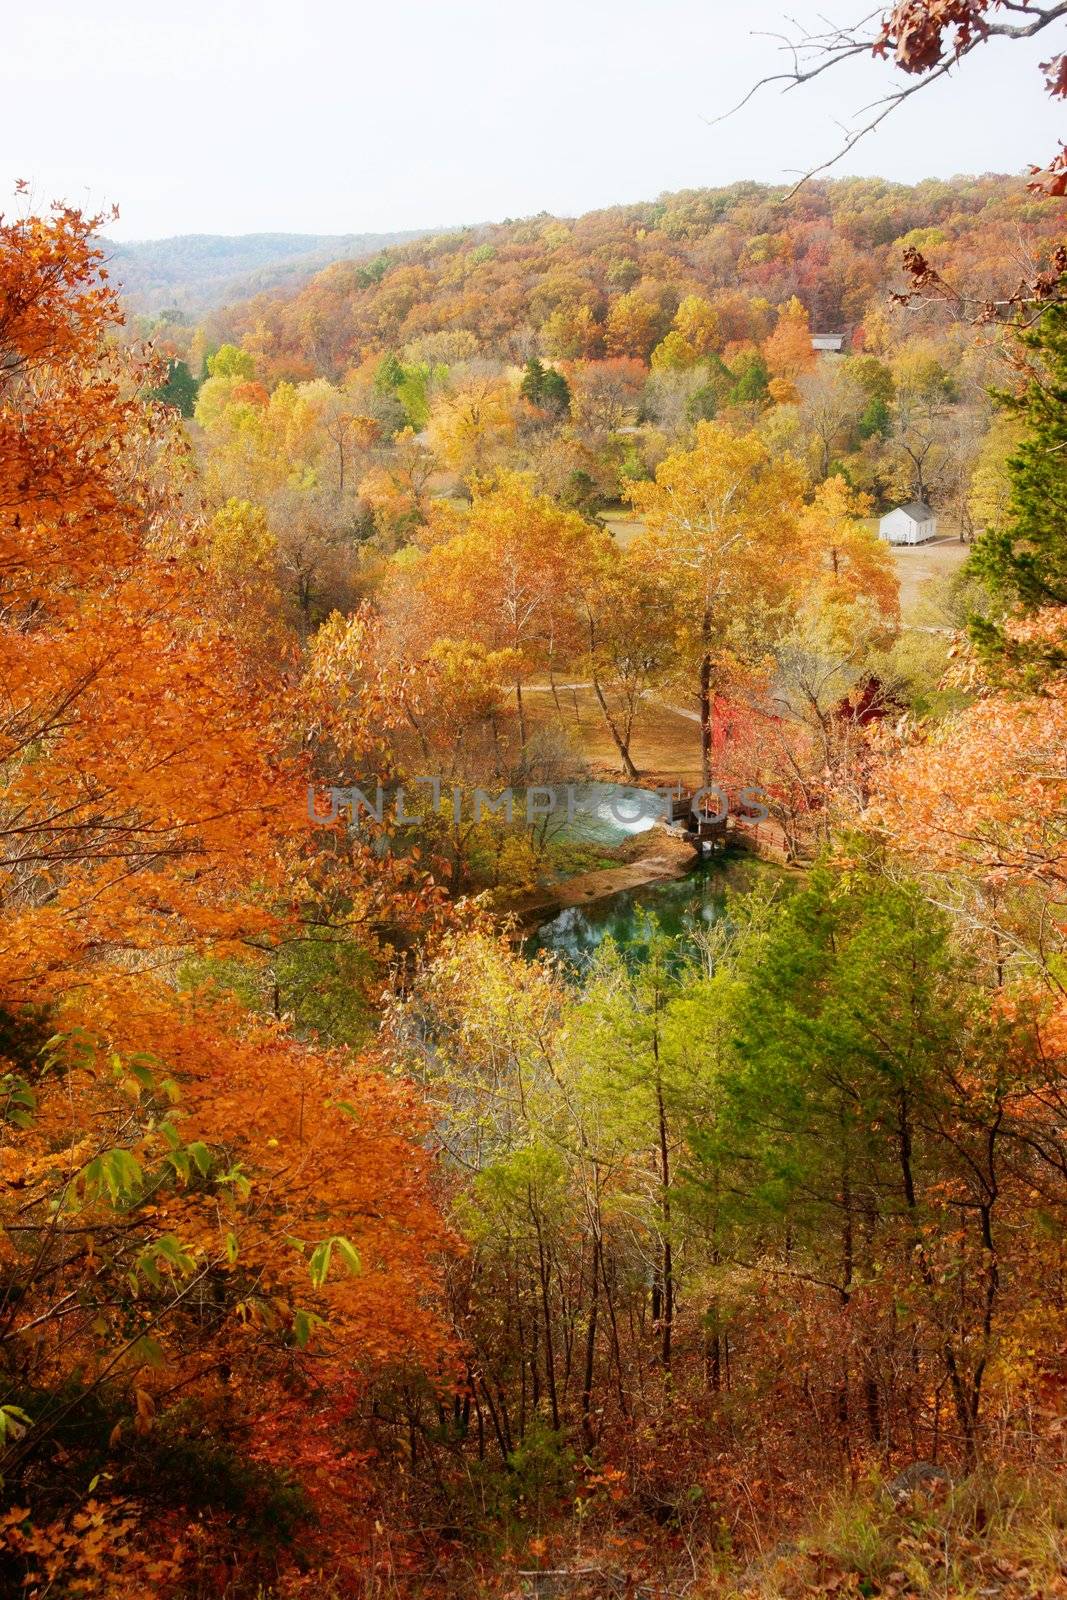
[714,2,1067,196]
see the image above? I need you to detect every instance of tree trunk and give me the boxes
[592,671,640,780]
[896,1087,980,1462]
[653,1004,673,1373]
[699,611,713,788]
[531,1196,560,1431]
[515,676,527,749]
[580,1236,601,1453]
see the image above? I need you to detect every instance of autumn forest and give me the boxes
[2,2,1067,1596]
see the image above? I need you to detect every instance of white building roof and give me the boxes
[887,501,936,523]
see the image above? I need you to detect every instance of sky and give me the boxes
[5,0,1061,240]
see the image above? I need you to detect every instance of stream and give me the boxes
[526,851,770,966]
[517,782,785,967]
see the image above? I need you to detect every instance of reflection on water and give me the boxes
[527,854,766,967]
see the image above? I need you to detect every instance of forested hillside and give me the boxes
[140,174,1060,635]
[206,176,1057,375]
[106,227,435,314]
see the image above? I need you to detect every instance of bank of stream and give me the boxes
[507,783,789,967]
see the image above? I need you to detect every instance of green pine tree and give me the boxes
[521,357,570,416]
[373,352,406,394]
[857,394,891,441]
[728,351,769,405]
[149,358,200,418]
[538,365,571,416]
[520,356,547,405]
[969,275,1067,671]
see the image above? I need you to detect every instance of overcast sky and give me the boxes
[6,0,1061,240]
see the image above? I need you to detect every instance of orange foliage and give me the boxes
[0,206,293,1007]
[213,179,1061,381]
[763,294,817,382]
[799,474,900,637]
[872,608,1067,896]
[0,199,455,1592]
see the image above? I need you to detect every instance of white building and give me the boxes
[812,333,846,354]
[879,502,938,545]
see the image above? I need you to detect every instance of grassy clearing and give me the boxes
[530,516,970,787]
[887,534,970,623]
[524,683,704,787]
[600,506,647,549]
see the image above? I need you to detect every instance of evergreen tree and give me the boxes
[539,365,571,416]
[728,351,769,405]
[685,381,719,425]
[521,356,570,415]
[373,352,406,394]
[969,279,1067,669]
[857,394,891,441]
[520,356,547,404]
[149,357,200,418]
[684,862,1015,1460]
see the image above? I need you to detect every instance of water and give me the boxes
[526,852,767,967]
[547,782,663,846]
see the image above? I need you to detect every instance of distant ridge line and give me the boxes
[104,226,448,314]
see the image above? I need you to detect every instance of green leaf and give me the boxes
[308,1238,333,1289]
[307,1234,361,1288]
[166,1150,191,1184]
[186,1141,212,1178]
[155,1234,196,1275]
[98,1149,143,1203]
[334,1236,362,1276]
[0,1074,37,1130]
[138,1257,162,1290]
[128,1336,164,1370]
[217,1164,251,1200]
[0,1404,33,1443]
[224,1231,239,1265]
[292,1308,323,1349]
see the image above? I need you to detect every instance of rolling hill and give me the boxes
[104,227,440,314]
